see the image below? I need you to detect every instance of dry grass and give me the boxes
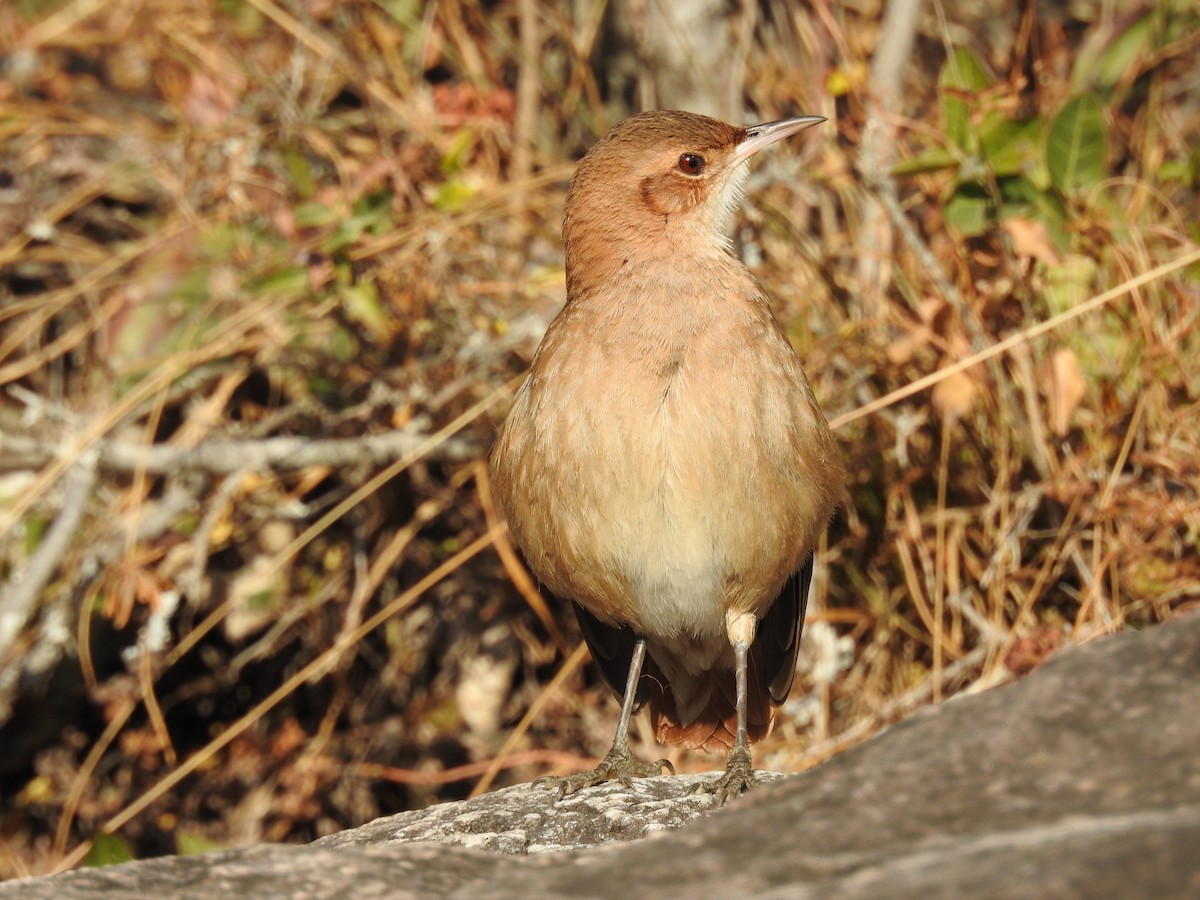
[1,0,1198,878]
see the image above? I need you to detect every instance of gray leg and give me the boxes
[696,637,757,804]
[535,638,674,798]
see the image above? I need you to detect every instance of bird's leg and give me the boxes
[535,637,674,798]
[697,611,759,804]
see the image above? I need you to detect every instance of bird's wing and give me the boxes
[571,599,649,708]
[754,555,813,706]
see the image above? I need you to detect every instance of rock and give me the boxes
[4,613,1199,899]
[315,771,787,855]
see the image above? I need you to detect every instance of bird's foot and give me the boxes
[693,744,756,805]
[534,747,674,799]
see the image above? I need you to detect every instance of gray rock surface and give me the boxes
[314,771,787,854]
[4,612,1199,899]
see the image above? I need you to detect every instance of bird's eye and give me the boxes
[677,153,705,176]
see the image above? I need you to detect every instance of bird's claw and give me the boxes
[535,749,674,799]
[692,744,756,805]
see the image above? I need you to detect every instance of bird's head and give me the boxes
[562,110,824,295]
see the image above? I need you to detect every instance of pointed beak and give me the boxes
[730,115,826,167]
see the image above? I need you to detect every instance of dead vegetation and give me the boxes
[1,0,1198,878]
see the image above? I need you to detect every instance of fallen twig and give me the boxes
[0,449,98,663]
[0,426,478,476]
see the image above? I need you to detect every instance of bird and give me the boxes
[489,109,844,803]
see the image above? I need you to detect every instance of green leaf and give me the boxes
[22,514,50,553]
[244,266,309,297]
[1046,94,1108,193]
[1044,254,1099,315]
[1073,13,1150,94]
[327,326,359,362]
[998,176,1071,252]
[430,177,480,213]
[340,281,392,341]
[84,833,137,868]
[307,373,343,398]
[294,201,338,228]
[892,147,959,177]
[216,0,265,36]
[323,191,394,252]
[1094,15,1150,91]
[939,49,993,152]
[176,831,227,856]
[980,117,1042,177]
[282,147,316,200]
[944,186,990,236]
[1157,143,1200,186]
[439,129,475,175]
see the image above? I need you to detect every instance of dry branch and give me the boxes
[0,427,479,476]
[0,450,97,663]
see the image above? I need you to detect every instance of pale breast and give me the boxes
[491,276,838,648]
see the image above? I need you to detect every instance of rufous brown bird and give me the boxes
[489,109,844,803]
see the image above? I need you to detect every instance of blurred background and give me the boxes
[1,0,1198,877]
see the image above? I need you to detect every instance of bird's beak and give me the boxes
[730,115,826,168]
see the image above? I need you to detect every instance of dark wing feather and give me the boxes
[753,555,813,706]
[570,601,649,708]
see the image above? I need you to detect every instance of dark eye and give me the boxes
[677,153,705,175]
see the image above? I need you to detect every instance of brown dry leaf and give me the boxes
[1002,217,1061,266]
[224,555,283,641]
[119,727,172,765]
[1004,625,1065,676]
[271,718,309,758]
[432,82,516,126]
[1046,348,1087,436]
[185,71,239,126]
[887,297,948,364]
[932,369,977,419]
[100,565,164,629]
[887,324,931,365]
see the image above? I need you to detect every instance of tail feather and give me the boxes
[645,655,774,752]
[567,561,814,755]
[646,562,813,753]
